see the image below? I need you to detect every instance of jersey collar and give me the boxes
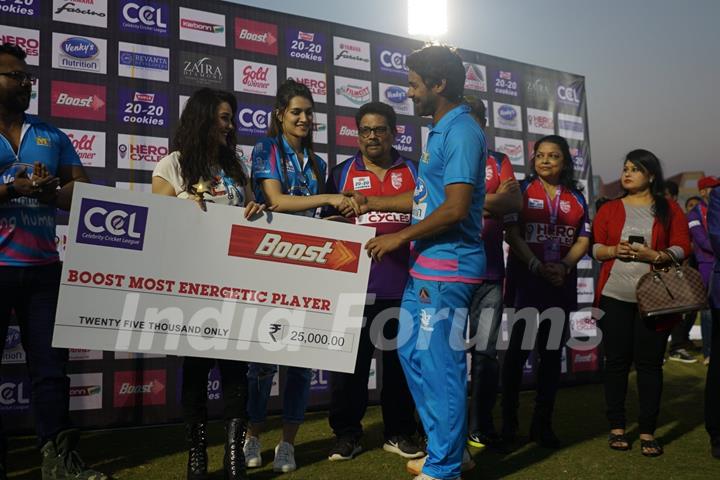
[429,104,471,134]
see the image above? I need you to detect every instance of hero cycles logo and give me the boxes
[227,226,361,273]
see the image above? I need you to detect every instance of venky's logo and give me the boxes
[228,226,360,273]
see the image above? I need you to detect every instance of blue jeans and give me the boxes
[398,277,475,480]
[246,363,311,425]
[0,263,70,446]
[701,309,713,358]
[467,281,503,435]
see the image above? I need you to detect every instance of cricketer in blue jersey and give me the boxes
[340,45,486,480]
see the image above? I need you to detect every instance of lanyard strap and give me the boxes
[543,184,562,225]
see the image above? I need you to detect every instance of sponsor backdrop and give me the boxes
[1,0,597,431]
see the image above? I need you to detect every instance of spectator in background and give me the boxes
[686,196,702,214]
[501,135,590,448]
[687,176,720,366]
[0,43,106,480]
[463,96,522,450]
[704,183,720,459]
[592,150,691,457]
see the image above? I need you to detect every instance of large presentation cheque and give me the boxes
[52,184,375,373]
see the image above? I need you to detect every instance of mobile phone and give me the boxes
[628,235,645,245]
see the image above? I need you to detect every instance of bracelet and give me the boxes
[5,182,18,199]
[652,252,664,264]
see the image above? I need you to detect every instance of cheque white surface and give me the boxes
[53,184,374,373]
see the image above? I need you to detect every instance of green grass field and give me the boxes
[7,360,719,479]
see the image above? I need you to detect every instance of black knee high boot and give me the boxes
[186,423,208,480]
[224,419,248,480]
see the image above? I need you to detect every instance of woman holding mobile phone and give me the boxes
[592,149,690,457]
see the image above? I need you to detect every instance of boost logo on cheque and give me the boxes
[227,226,361,273]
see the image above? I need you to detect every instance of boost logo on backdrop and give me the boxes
[334,115,358,148]
[51,81,106,121]
[228,226,361,273]
[179,7,226,47]
[1,26,40,65]
[61,129,107,168]
[119,0,168,36]
[76,198,148,251]
[118,89,168,127]
[113,370,166,408]
[233,60,277,96]
[53,0,108,29]
[180,52,226,88]
[286,28,325,63]
[235,18,277,55]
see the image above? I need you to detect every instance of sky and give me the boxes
[229,0,720,183]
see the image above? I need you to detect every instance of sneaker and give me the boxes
[467,431,503,449]
[668,349,698,363]
[406,449,475,476]
[273,441,297,473]
[328,436,362,461]
[383,435,424,459]
[243,436,262,468]
[40,429,108,480]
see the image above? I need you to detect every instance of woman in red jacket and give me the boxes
[592,149,690,457]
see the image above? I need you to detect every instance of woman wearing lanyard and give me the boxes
[593,150,690,456]
[501,135,590,448]
[152,88,265,480]
[245,79,348,473]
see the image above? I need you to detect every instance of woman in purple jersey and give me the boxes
[501,135,590,448]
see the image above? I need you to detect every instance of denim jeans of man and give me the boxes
[0,263,70,446]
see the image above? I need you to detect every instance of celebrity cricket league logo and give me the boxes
[227,226,361,273]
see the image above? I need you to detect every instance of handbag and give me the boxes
[636,249,707,317]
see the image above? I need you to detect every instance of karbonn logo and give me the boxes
[228,226,361,273]
[77,199,148,251]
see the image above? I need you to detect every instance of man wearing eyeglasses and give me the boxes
[323,101,423,462]
[0,43,105,480]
